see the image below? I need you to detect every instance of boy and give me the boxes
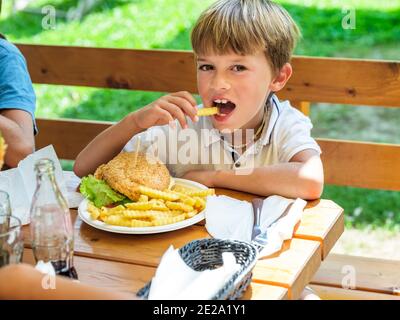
[74,0,323,200]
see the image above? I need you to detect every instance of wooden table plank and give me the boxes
[22,190,344,300]
[24,198,343,267]
[22,249,155,294]
[311,253,400,296]
[294,199,344,259]
[23,249,287,300]
[24,211,321,300]
[242,283,288,300]
[310,284,400,300]
[252,238,321,300]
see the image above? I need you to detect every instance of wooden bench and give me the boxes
[17,43,400,299]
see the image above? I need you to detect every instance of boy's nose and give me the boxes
[210,74,231,91]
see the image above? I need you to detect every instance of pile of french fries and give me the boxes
[87,183,215,228]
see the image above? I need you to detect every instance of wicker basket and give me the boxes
[136,238,258,300]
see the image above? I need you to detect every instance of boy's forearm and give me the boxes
[0,114,34,168]
[74,112,143,177]
[0,264,134,300]
[213,162,323,200]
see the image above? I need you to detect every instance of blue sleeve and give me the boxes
[0,47,37,134]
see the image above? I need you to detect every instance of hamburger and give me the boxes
[80,151,172,208]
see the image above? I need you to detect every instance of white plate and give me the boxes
[78,178,207,234]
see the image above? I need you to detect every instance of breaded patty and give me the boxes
[94,152,171,201]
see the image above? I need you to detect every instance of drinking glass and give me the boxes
[0,190,11,217]
[0,214,23,267]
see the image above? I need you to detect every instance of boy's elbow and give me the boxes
[5,141,34,168]
[21,141,35,158]
[73,154,95,178]
[302,179,324,200]
[297,156,324,200]
[73,159,86,178]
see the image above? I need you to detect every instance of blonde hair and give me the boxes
[191,0,301,73]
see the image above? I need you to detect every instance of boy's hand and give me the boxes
[132,91,199,130]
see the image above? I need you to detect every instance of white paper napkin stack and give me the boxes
[0,145,84,225]
[148,245,240,300]
[205,195,307,258]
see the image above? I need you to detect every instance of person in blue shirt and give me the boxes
[0,33,36,168]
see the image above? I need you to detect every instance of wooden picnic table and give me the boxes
[21,188,343,300]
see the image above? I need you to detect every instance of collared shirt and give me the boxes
[124,95,321,177]
[0,39,37,134]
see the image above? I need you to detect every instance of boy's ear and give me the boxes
[269,63,293,92]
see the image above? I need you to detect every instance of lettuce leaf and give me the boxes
[80,175,126,208]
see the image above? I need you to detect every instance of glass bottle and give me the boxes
[30,158,78,279]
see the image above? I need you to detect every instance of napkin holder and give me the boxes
[136,238,258,300]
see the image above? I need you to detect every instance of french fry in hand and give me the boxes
[197,107,219,116]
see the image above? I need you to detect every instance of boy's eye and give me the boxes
[232,65,246,72]
[198,64,214,71]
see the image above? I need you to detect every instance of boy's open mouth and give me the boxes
[213,99,236,121]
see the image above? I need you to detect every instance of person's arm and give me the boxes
[183,149,324,200]
[0,264,136,300]
[73,112,144,177]
[0,109,34,168]
[73,91,198,177]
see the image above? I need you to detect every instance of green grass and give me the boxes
[1,0,400,231]
[310,104,400,144]
[322,185,400,233]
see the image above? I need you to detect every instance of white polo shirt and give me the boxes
[123,95,321,177]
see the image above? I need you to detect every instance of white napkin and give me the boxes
[148,245,240,300]
[205,195,307,258]
[0,145,82,225]
[63,170,84,209]
[35,260,56,276]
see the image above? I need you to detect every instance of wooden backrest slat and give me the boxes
[319,138,400,191]
[18,45,198,93]
[36,118,400,190]
[35,118,113,160]
[18,44,400,107]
